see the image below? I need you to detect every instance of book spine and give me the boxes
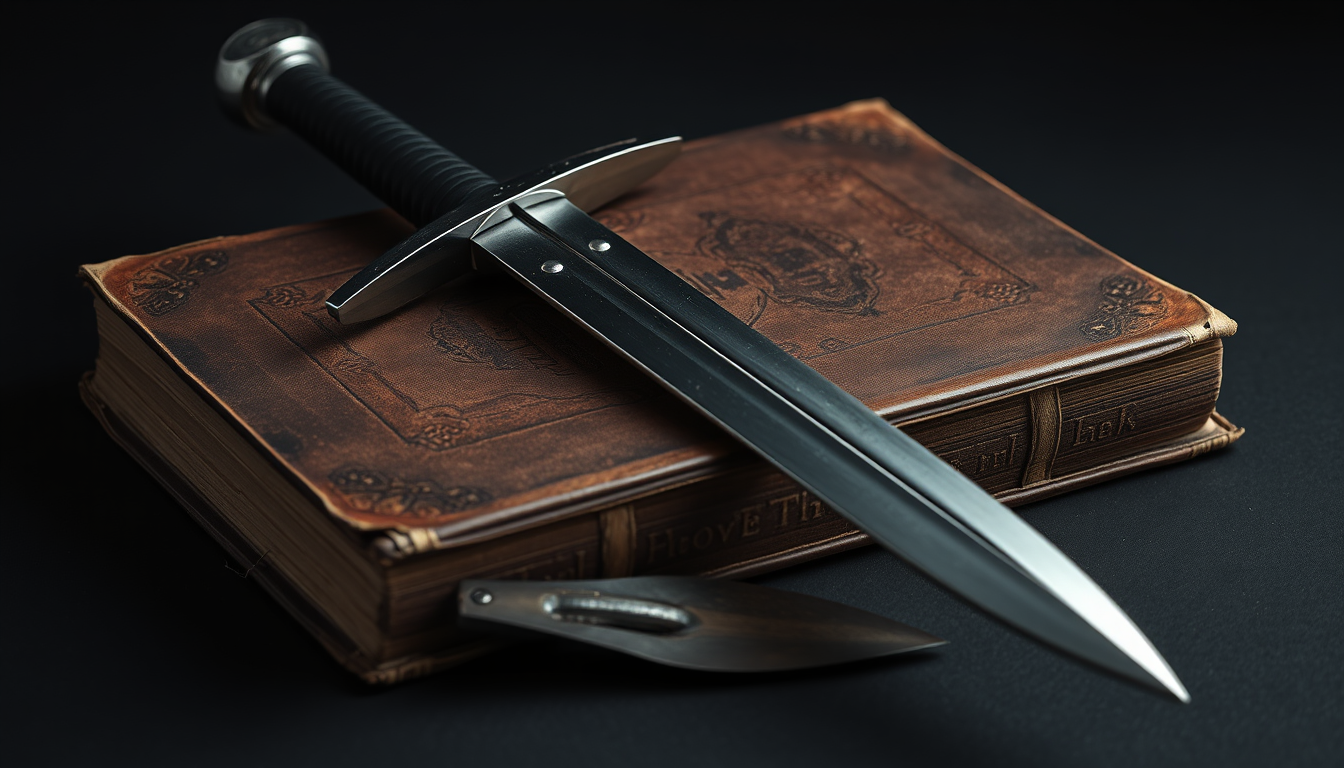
[545,340,1221,579]
[380,512,604,659]
[382,339,1224,648]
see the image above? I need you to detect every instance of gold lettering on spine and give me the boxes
[692,526,714,550]
[647,528,676,566]
[639,494,842,568]
[1022,386,1062,486]
[801,495,826,521]
[771,494,799,526]
[716,519,736,542]
[1069,404,1139,447]
[771,491,828,526]
[742,504,762,536]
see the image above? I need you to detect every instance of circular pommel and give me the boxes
[215,18,329,130]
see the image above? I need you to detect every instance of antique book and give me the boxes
[80,100,1242,683]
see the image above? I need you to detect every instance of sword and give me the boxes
[216,19,1188,700]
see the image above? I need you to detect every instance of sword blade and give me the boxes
[474,195,1188,701]
[458,576,946,672]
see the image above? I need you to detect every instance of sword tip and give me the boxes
[1147,658,1191,703]
[1077,605,1192,703]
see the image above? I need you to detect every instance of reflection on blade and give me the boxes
[457,576,946,672]
[470,196,1189,701]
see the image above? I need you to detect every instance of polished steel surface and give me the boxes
[324,137,681,323]
[225,18,1190,700]
[214,18,329,130]
[458,577,945,672]
[472,197,1190,701]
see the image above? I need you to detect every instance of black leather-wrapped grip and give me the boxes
[266,64,497,227]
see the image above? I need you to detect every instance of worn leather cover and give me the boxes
[81,100,1237,552]
[78,371,1240,683]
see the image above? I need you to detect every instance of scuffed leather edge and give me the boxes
[78,374,372,673]
[837,100,1240,364]
[1184,292,1239,343]
[82,371,505,685]
[79,218,410,536]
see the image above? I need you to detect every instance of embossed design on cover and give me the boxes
[593,209,645,235]
[697,214,883,317]
[250,274,651,450]
[782,118,910,155]
[128,250,228,315]
[429,295,587,376]
[80,99,1240,577]
[957,280,1032,304]
[259,284,309,308]
[635,168,1032,359]
[329,465,490,517]
[1080,275,1168,340]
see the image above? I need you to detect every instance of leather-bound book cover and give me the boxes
[80,100,1241,681]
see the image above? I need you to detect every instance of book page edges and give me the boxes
[79,372,1241,684]
[80,253,386,535]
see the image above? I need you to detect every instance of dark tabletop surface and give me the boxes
[6,3,1341,766]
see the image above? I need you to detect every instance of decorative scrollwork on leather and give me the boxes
[128,250,228,316]
[957,280,1033,305]
[335,353,377,374]
[782,119,910,155]
[1080,274,1167,340]
[329,466,490,518]
[696,213,882,316]
[429,300,575,374]
[259,284,311,307]
[593,209,645,234]
[409,421,470,450]
[894,220,933,239]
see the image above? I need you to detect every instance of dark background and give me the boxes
[5,2,1341,766]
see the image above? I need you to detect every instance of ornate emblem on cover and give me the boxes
[128,250,228,315]
[329,466,490,518]
[696,213,882,317]
[1080,274,1168,340]
[259,284,310,307]
[632,168,1031,360]
[956,280,1033,305]
[429,297,587,375]
[249,275,651,451]
[782,118,910,155]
